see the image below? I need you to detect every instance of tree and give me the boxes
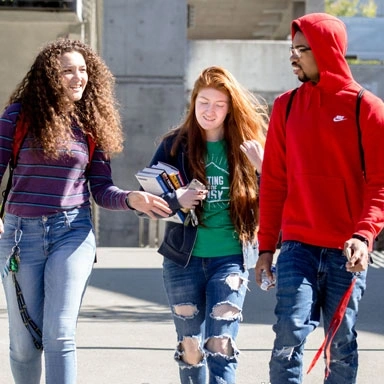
[325,0,377,17]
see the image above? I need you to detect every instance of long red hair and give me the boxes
[166,66,268,243]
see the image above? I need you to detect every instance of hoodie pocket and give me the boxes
[284,174,354,234]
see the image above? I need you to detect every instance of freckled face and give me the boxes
[195,87,229,141]
[60,51,88,101]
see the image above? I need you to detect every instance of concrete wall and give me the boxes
[340,17,384,61]
[100,17,384,247]
[186,40,384,101]
[0,10,82,109]
[100,0,187,246]
[350,65,384,98]
[187,40,300,105]
[1,3,383,247]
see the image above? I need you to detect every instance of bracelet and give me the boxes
[125,193,135,210]
[351,234,369,247]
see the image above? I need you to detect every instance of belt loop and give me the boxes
[16,216,22,231]
[63,211,70,228]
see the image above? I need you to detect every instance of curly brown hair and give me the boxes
[7,38,123,157]
[167,66,269,243]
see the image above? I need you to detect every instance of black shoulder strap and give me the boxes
[285,88,298,121]
[356,88,366,180]
[285,87,366,181]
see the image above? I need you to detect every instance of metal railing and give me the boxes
[139,218,165,248]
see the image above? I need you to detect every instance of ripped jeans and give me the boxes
[162,254,248,384]
[0,209,96,384]
[270,241,366,384]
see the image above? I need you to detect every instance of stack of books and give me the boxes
[135,162,186,223]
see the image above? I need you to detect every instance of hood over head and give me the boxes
[291,13,353,89]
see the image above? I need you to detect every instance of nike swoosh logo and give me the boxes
[333,115,347,122]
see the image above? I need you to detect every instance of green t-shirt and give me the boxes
[192,140,242,257]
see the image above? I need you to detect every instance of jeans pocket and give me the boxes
[279,240,300,254]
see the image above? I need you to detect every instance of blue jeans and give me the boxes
[270,241,367,384]
[0,209,96,384]
[163,254,249,384]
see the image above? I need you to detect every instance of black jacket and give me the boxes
[148,133,197,268]
[147,133,259,269]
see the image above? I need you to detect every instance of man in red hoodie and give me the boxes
[255,13,384,384]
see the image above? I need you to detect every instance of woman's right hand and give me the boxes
[126,191,172,219]
[176,187,207,210]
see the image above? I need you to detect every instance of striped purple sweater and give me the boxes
[0,103,130,217]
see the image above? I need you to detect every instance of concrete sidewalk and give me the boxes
[1,247,383,383]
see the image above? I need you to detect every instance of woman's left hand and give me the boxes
[240,140,264,174]
[176,187,208,210]
[126,191,172,219]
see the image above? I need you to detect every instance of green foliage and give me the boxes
[347,58,381,65]
[363,0,379,16]
[325,0,377,17]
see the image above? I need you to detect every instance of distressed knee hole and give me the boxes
[212,302,241,320]
[179,336,204,366]
[173,304,198,319]
[225,273,244,290]
[206,336,234,356]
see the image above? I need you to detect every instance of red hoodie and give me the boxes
[258,13,384,252]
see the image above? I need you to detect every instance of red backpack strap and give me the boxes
[11,113,29,168]
[12,118,96,169]
[1,113,29,219]
[86,134,96,170]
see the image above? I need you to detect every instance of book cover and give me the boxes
[139,167,176,191]
[135,170,185,224]
[151,161,185,188]
[135,172,169,195]
[136,168,173,193]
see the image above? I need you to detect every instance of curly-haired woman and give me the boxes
[0,38,171,384]
[146,66,268,383]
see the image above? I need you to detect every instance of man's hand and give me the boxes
[127,191,172,219]
[255,251,274,287]
[343,238,370,272]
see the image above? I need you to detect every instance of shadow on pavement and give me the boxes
[87,263,384,335]
[79,304,172,323]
